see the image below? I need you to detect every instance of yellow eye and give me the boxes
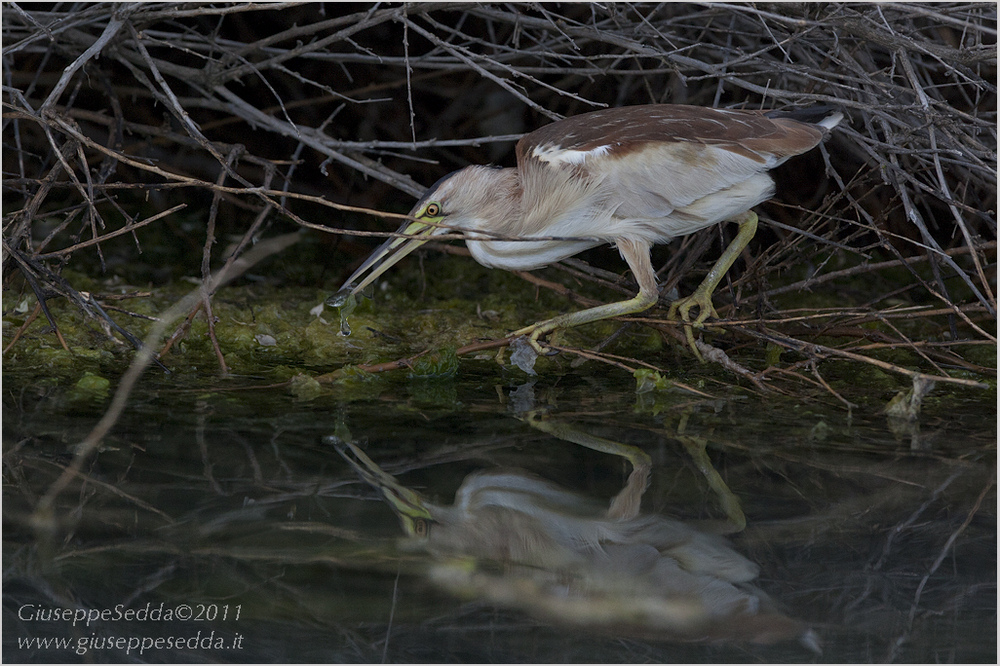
[423,202,441,217]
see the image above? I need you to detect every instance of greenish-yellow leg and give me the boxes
[668,211,758,361]
[678,435,746,533]
[512,238,659,353]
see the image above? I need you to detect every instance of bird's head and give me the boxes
[333,438,436,540]
[332,166,515,299]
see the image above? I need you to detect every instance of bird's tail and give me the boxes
[765,105,843,131]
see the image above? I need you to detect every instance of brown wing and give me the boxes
[515,104,826,167]
[513,104,830,227]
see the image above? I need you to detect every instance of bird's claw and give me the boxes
[667,290,719,329]
[668,289,720,362]
[522,333,548,355]
[510,323,557,355]
[524,334,560,356]
[497,325,561,369]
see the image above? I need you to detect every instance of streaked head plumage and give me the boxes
[408,165,519,233]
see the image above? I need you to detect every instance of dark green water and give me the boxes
[3,368,996,663]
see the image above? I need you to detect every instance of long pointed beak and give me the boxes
[334,219,440,299]
[334,439,433,533]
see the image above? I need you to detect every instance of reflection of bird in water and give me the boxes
[334,437,816,648]
[330,104,841,359]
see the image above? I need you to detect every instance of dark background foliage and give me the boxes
[2,2,996,378]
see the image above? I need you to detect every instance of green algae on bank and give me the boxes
[3,248,995,416]
[65,371,111,407]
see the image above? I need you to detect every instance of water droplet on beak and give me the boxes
[326,288,358,336]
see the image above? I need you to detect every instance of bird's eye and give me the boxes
[413,518,429,537]
[423,202,441,217]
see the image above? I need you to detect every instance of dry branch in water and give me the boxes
[2,3,996,392]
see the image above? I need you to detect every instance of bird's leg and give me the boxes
[512,238,659,353]
[668,211,758,360]
[677,434,747,533]
[523,412,651,520]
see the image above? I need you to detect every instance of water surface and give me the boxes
[3,369,995,662]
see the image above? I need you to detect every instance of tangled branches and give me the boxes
[2,3,996,392]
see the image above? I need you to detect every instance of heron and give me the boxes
[332,433,814,646]
[330,104,841,359]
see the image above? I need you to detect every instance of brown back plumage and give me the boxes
[516,104,830,166]
[498,104,840,240]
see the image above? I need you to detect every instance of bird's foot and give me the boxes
[667,288,719,328]
[495,323,561,370]
[667,289,720,362]
[510,321,560,355]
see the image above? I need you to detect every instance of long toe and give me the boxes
[668,293,714,361]
[528,330,555,354]
[669,291,719,328]
[510,324,549,355]
[685,326,705,362]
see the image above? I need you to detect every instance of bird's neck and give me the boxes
[458,166,522,236]
[458,165,606,270]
